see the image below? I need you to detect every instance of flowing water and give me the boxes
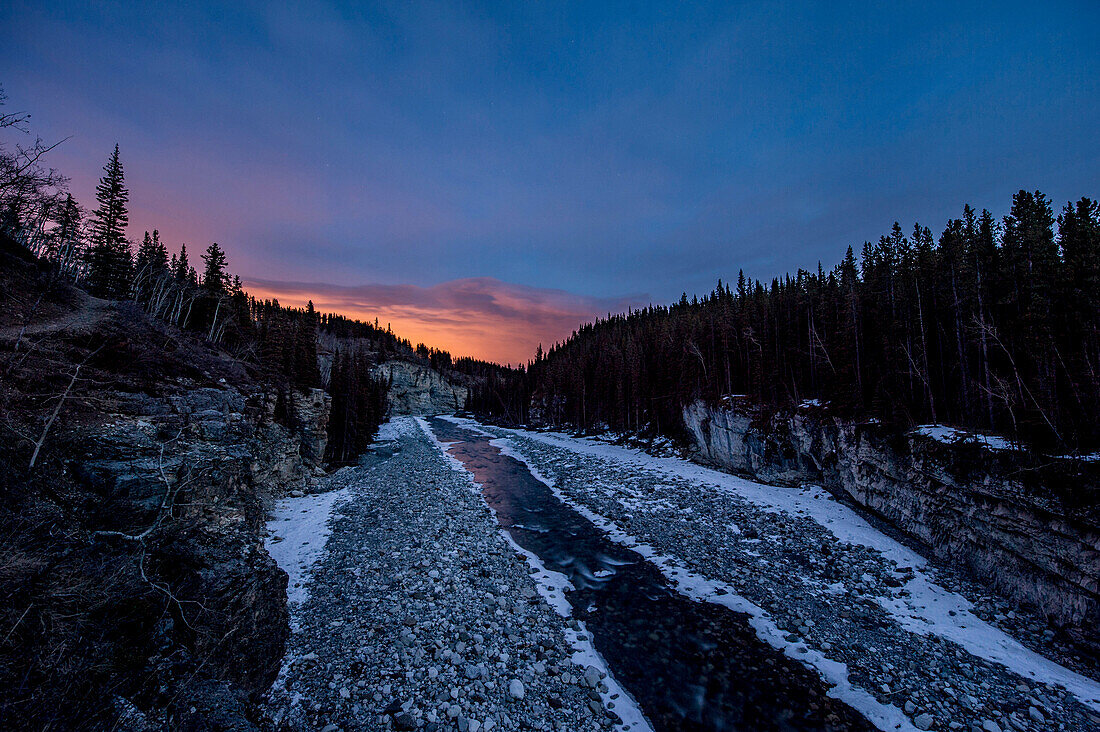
[429,419,875,732]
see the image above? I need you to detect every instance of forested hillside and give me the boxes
[1,92,468,458]
[6,82,1098,456]
[513,192,1100,454]
[0,91,477,726]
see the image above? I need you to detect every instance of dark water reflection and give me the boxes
[430,419,873,732]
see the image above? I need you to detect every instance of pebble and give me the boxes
[267,418,1100,732]
[489,424,1100,732]
[265,421,612,731]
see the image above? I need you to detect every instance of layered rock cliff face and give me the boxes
[682,400,1100,641]
[0,254,331,731]
[377,359,467,415]
[75,380,331,729]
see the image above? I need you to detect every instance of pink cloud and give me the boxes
[244,277,649,366]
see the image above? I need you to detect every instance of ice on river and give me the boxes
[486,432,916,732]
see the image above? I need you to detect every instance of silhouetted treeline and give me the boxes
[317,316,525,423]
[456,357,531,424]
[525,192,1099,453]
[0,113,389,460]
[1,121,519,459]
[325,347,390,464]
[320,312,414,360]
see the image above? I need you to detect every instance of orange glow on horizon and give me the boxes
[243,278,646,367]
[247,284,512,363]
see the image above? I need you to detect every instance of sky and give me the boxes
[2,1,1098,364]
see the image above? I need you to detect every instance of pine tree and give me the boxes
[1001,191,1057,327]
[838,245,863,403]
[174,243,191,282]
[1059,198,1100,321]
[86,144,132,298]
[294,301,321,388]
[201,242,229,294]
[135,231,154,273]
[52,193,82,276]
[1057,198,1100,438]
[134,231,163,301]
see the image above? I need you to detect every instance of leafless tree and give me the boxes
[0,85,71,255]
[94,430,208,629]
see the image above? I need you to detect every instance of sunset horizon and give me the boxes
[244,276,649,365]
[6,2,1097,367]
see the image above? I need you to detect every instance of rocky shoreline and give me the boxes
[259,413,1100,732]
[265,418,631,732]
[472,421,1100,732]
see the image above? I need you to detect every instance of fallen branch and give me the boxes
[92,429,189,543]
[28,344,103,469]
[2,603,33,646]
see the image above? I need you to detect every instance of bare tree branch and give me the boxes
[28,344,103,469]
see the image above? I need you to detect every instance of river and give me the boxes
[430,418,874,732]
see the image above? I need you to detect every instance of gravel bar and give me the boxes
[468,420,1100,732]
[266,418,625,732]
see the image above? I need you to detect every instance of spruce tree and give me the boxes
[135,231,155,273]
[52,193,82,276]
[134,231,160,300]
[86,144,132,299]
[174,243,191,282]
[294,301,321,388]
[201,242,229,294]
[1059,198,1100,319]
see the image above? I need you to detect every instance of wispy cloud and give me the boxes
[244,277,649,365]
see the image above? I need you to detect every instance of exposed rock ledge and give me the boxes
[682,400,1100,645]
[377,359,468,416]
[82,382,331,729]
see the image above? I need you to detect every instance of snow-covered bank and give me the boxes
[682,400,1100,638]
[522,426,1100,709]
[265,487,350,605]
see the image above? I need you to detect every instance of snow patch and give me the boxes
[265,488,350,606]
[437,414,495,437]
[375,416,421,441]
[912,424,1015,451]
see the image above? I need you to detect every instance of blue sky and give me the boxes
[2,1,1097,361]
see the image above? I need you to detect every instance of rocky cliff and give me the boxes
[0,260,332,731]
[682,400,1100,644]
[79,380,330,728]
[377,359,467,415]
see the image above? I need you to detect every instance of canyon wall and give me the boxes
[377,359,468,415]
[682,400,1100,639]
[79,380,331,728]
